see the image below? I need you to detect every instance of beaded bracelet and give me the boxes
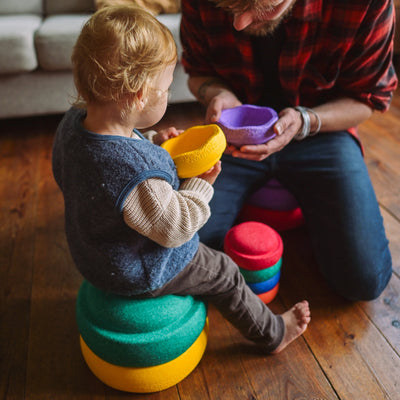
[294,106,321,140]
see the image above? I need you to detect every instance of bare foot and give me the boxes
[272,300,311,353]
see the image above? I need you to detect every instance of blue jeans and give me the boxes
[199,131,392,301]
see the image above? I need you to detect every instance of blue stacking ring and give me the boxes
[247,270,281,294]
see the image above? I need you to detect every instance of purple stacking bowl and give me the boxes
[217,105,278,147]
[247,178,299,211]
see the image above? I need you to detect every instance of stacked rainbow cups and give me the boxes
[238,178,304,232]
[224,221,283,304]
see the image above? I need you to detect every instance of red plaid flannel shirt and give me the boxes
[181,0,398,115]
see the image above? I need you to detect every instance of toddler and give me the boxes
[52,5,310,353]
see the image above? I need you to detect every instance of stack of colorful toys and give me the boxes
[238,178,304,231]
[215,105,303,231]
[76,280,208,393]
[224,221,283,304]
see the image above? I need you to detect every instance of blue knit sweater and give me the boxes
[52,107,199,296]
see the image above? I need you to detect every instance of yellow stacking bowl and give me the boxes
[80,320,209,393]
[161,124,226,178]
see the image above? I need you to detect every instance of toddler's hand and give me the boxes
[154,127,183,145]
[196,161,222,185]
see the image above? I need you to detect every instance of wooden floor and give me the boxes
[1,88,399,400]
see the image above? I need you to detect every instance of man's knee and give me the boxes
[329,260,392,301]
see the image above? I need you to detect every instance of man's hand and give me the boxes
[226,107,302,161]
[205,90,242,123]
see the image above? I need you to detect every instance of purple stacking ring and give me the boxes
[247,178,300,211]
[217,104,278,147]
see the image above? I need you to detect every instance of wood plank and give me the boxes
[105,384,180,399]
[381,207,400,277]
[387,87,400,117]
[0,130,43,400]
[182,306,259,400]
[361,110,400,159]
[175,357,211,400]
[358,114,400,219]
[359,273,400,356]
[25,125,105,400]
[224,299,340,400]
[279,228,400,400]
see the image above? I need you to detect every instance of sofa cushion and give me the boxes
[45,0,95,15]
[35,13,182,72]
[0,0,42,15]
[95,0,180,15]
[0,70,76,119]
[35,14,90,71]
[0,15,42,74]
[157,13,182,59]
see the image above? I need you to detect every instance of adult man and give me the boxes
[180,0,397,301]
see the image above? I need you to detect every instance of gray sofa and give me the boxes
[0,0,194,120]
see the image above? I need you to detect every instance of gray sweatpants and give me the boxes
[144,243,284,353]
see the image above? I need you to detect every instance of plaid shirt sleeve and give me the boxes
[333,0,398,111]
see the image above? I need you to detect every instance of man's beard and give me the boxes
[244,19,282,36]
[242,1,295,36]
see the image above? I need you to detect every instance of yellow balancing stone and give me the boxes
[80,320,209,393]
[161,124,226,178]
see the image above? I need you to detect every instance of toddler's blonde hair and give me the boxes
[72,5,177,111]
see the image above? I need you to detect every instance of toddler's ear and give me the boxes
[134,88,147,110]
[137,94,148,110]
